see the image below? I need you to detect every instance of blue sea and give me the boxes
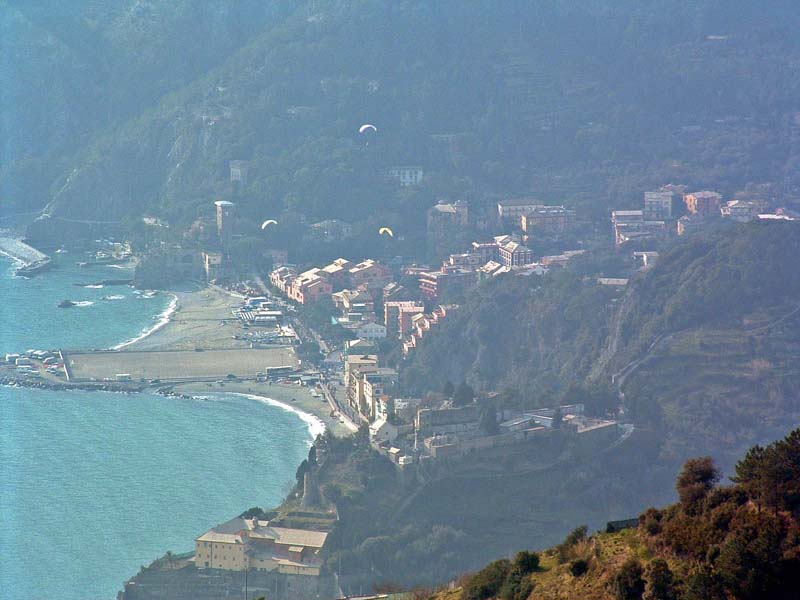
[0,254,314,600]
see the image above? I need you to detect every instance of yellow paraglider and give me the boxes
[261,219,278,230]
[378,227,394,238]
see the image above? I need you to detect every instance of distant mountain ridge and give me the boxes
[6,0,800,243]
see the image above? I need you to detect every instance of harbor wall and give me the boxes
[0,236,49,265]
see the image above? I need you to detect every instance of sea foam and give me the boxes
[110,294,178,350]
[237,393,326,442]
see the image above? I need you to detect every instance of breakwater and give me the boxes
[0,235,49,264]
[0,235,51,274]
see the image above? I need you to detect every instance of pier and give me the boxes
[0,235,51,274]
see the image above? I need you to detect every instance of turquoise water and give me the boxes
[0,255,313,600]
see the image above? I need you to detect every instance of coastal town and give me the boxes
[11,5,800,600]
[1,183,798,600]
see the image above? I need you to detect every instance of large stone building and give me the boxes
[684,191,722,217]
[520,206,576,233]
[310,219,353,242]
[389,166,424,186]
[643,190,674,220]
[214,200,236,246]
[194,517,328,576]
[611,210,667,245]
[427,200,470,231]
[134,245,202,288]
[721,199,768,222]
[497,239,534,267]
[202,251,224,282]
[497,198,543,222]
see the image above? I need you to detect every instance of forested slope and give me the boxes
[8,1,800,246]
[403,221,800,462]
[433,429,800,600]
[1,0,294,216]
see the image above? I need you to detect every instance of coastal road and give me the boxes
[320,379,359,433]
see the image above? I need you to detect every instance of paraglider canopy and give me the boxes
[359,123,378,134]
[378,227,394,237]
[261,219,278,230]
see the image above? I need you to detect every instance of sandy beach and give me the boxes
[173,380,352,437]
[122,286,353,437]
[125,287,246,351]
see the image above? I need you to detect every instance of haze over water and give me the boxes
[0,256,314,600]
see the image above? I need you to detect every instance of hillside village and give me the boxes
[8,127,799,600]
[6,74,799,600]
[10,4,800,600]
[122,182,799,479]
[8,175,799,600]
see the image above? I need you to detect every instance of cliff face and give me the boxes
[132,251,201,290]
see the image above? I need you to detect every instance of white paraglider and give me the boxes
[378,227,394,237]
[261,219,278,230]
[359,123,378,134]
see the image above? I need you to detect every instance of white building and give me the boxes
[721,200,768,222]
[389,166,424,187]
[497,198,544,221]
[357,322,387,340]
[643,190,673,220]
[229,160,249,184]
[369,418,399,443]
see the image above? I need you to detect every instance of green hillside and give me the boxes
[1,1,293,216]
[311,221,800,591]
[433,429,800,600]
[403,221,800,461]
[7,0,800,248]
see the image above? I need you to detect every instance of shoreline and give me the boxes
[4,281,353,436]
[110,293,179,350]
[235,392,326,441]
[116,284,353,436]
[172,380,351,437]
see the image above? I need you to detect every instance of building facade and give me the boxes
[418,269,474,300]
[389,166,424,186]
[348,260,391,290]
[195,517,328,576]
[520,206,576,233]
[497,240,534,267]
[310,219,353,242]
[684,191,722,217]
[229,160,249,184]
[202,251,224,281]
[643,190,673,220]
[215,200,236,246]
[357,322,387,340]
[427,200,470,232]
[721,199,767,222]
